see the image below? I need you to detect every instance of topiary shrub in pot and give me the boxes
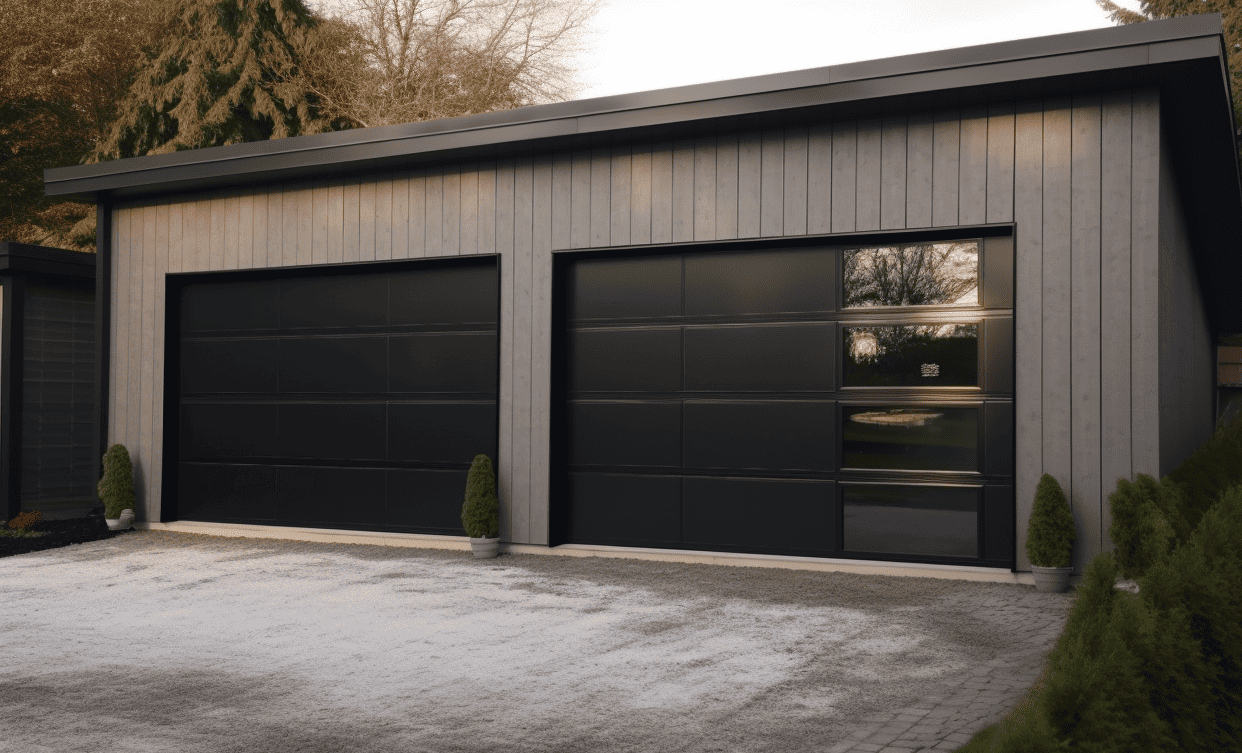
[1026,473,1076,592]
[98,444,136,531]
[461,454,499,559]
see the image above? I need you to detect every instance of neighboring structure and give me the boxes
[0,242,96,522]
[44,15,1241,577]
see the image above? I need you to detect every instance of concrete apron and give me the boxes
[140,521,1054,587]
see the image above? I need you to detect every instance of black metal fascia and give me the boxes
[0,243,97,279]
[44,14,1230,203]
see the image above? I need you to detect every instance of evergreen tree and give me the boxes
[92,0,346,161]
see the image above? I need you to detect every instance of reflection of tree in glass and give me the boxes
[848,324,976,365]
[844,242,978,308]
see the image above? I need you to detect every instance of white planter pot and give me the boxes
[106,509,135,532]
[469,537,500,559]
[1031,564,1074,593]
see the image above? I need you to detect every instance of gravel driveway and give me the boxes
[0,530,1073,753]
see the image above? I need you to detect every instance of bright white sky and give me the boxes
[570,0,1139,100]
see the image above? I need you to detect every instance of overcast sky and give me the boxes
[571,0,1132,100]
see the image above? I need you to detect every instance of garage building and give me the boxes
[44,14,1242,580]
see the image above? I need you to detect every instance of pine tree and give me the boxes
[92,0,345,161]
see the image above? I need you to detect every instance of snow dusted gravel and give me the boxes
[0,529,1074,753]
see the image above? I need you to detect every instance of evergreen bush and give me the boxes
[1108,474,1176,581]
[98,444,135,519]
[1165,411,1242,530]
[461,454,498,539]
[1025,474,1075,568]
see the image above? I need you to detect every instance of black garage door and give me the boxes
[557,236,1014,567]
[169,257,498,534]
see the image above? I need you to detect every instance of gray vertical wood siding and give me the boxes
[109,89,1198,572]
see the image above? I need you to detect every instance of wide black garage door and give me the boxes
[558,236,1014,567]
[170,257,498,534]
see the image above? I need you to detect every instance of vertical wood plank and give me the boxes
[223,192,240,269]
[932,109,961,227]
[282,185,298,267]
[359,177,376,262]
[855,117,882,231]
[168,202,183,275]
[211,196,226,270]
[296,183,313,266]
[140,204,157,512]
[1100,89,1133,548]
[737,131,762,237]
[343,178,360,262]
[1013,98,1044,571]
[127,205,144,467]
[460,165,478,256]
[496,157,515,543]
[426,168,443,257]
[783,126,808,236]
[760,129,784,236]
[552,153,572,250]
[672,137,694,242]
[443,168,460,255]
[1042,98,1073,523]
[570,149,590,249]
[590,148,610,247]
[630,145,651,244]
[113,208,130,444]
[321,179,340,264]
[512,156,534,543]
[1131,87,1161,478]
[831,121,857,233]
[987,101,1017,223]
[238,192,253,268]
[807,123,832,234]
[375,174,393,261]
[694,135,717,241]
[251,190,266,270]
[531,154,552,545]
[478,162,496,255]
[716,131,739,239]
[960,105,989,226]
[266,191,282,268]
[150,202,168,515]
[880,114,907,230]
[906,111,934,228]
[610,146,631,246]
[392,171,409,259]
[409,170,426,258]
[650,141,673,243]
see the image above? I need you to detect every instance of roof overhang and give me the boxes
[0,242,96,278]
[42,13,1242,332]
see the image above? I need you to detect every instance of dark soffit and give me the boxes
[0,242,96,279]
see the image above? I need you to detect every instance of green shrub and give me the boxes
[1025,474,1075,568]
[1165,411,1242,531]
[97,444,135,519]
[1108,475,1177,581]
[461,454,498,539]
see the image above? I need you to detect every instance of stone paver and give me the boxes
[826,583,1075,752]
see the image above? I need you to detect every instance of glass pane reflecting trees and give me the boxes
[844,241,979,308]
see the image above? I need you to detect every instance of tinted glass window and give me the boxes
[684,248,834,316]
[843,485,978,557]
[843,241,978,308]
[568,256,681,320]
[842,406,978,471]
[843,324,978,387]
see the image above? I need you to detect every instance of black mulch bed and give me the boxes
[0,509,126,559]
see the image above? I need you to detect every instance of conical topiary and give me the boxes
[98,444,135,519]
[461,454,498,539]
[1026,473,1076,568]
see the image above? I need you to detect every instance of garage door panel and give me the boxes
[842,324,978,387]
[842,484,979,558]
[279,337,388,393]
[984,485,1015,562]
[569,328,682,392]
[181,339,278,394]
[841,406,980,472]
[984,402,1015,476]
[279,275,387,328]
[567,473,681,543]
[177,463,277,520]
[567,256,682,320]
[684,248,835,316]
[388,402,497,463]
[389,333,498,394]
[683,477,834,551]
[182,280,280,333]
[386,469,469,531]
[568,401,681,467]
[684,324,833,391]
[180,403,279,459]
[275,466,387,526]
[389,265,500,325]
[280,403,387,459]
[684,401,835,471]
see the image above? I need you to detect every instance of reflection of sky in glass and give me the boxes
[847,323,975,363]
[844,241,979,308]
